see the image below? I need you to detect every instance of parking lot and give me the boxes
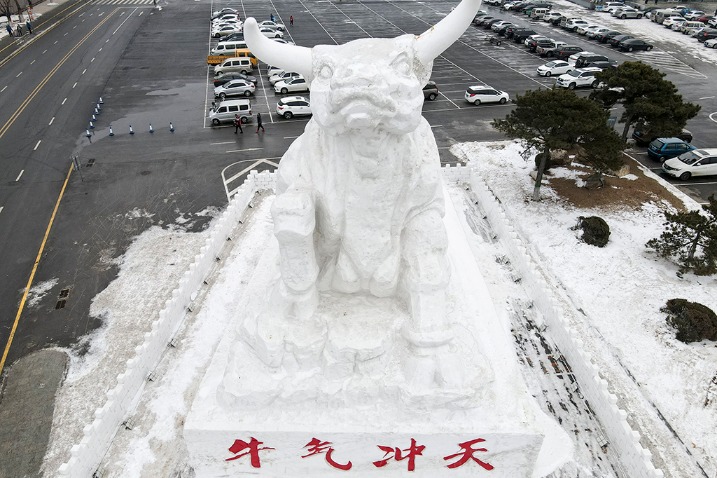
[200,0,716,203]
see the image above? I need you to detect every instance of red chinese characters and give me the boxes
[372,438,425,472]
[302,437,353,471]
[444,438,495,470]
[225,437,275,467]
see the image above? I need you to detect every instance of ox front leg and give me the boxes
[401,209,463,390]
[272,189,320,321]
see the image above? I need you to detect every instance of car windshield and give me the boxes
[567,70,580,78]
[546,61,559,67]
[678,151,705,165]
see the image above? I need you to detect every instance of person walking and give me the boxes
[16,23,22,36]
[290,15,294,26]
[256,113,265,133]
[270,13,275,22]
[6,24,12,37]
[26,20,32,34]
[234,114,243,134]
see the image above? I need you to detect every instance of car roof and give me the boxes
[577,67,603,72]
[655,137,689,142]
[280,96,308,102]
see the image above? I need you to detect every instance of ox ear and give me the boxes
[243,18,313,80]
[415,0,482,65]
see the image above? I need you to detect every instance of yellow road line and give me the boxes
[0,9,117,139]
[0,163,74,374]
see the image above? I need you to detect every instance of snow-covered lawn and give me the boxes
[452,140,717,477]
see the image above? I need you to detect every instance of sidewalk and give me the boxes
[1,0,75,40]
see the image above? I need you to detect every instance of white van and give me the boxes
[680,21,704,34]
[531,8,549,19]
[208,99,252,126]
[210,40,249,56]
[214,57,253,75]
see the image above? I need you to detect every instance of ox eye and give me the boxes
[318,64,333,79]
[390,55,411,76]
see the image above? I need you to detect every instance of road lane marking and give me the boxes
[34,140,41,150]
[0,9,118,140]
[210,141,234,145]
[54,40,58,44]
[0,207,3,214]
[73,82,78,88]
[1,86,6,92]
[64,32,68,36]
[49,117,55,125]
[43,49,47,54]
[0,164,74,376]
[91,57,95,62]
[82,68,87,74]
[225,147,264,153]
[699,96,714,100]
[15,170,24,181]
[98,47,102,52]
[113,7,137,35]
[62,97,67,105]
[30,59,35,64]
[16,72,22,77]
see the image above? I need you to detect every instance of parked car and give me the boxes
[475,15,496,26]
[695,28,717,42]
[504,25,523,38]
[211,8,238,20]
[222,32,245,42]
[491,20,514,32]
[536,60,572,76]
[555,67,602,89]
[588,27,612,39]
[614,7,643,19]
[600,1,623,12]
[684,10,705,20]
[565,19,589,32]
[576,24,602,36]
[543,11,563,23]
[258,20,285,31]
[536,40,567,56]
[484,18,505,29]
[555,45,584,60]
[632,123,692,146]
[211,24,242,38]
[661,15,685,28]
[496,22,517,35]
[609,34,634,47]
[464,86,510,105]
[214,79,255,99]
[574,54,609,68]
[596,30,623,43]
[619,39,653,51]
[680,21,705,35]
[513,29,537,43]
[647,137,695,161]
[568,51,598,64]
[213,72,257,87]
[423,81,439,100]
[269,71,301,86]
[260,27,283,38]
[662,149,717,180]
[705,38,717,48]
[276,96,311,119]
[274,76,310,94]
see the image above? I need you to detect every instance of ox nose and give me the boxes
[332,65,382,89]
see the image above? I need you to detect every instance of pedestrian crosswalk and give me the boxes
[622,50,708,79]
[91,0,154,5]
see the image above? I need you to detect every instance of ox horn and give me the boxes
[416,0,482,65]
[243,18,313,80]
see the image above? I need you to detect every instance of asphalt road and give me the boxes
[0,0,715,475]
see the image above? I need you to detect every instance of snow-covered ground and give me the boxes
[39,141,717,477]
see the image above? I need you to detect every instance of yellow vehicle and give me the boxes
[207,48,258,67]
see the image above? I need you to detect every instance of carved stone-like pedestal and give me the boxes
[184,189,571,477]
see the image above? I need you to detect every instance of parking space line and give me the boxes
[225,147,264,153]
[211,141,235,145]
[15,170,24,181]
[33,140,41,151]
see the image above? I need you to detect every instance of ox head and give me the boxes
[245,0,481,135]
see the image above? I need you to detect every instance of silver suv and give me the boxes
[555,67,602,89]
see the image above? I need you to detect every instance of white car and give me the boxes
[211,24,242,38]
[214,79,255,99]
[613,7,643,19]
[491,20,513,32]
[543,11,563,22]
[587,27,610,39]
[464,86,509,105]
[536,60,572,77]
[212,14,239,23]
[269,71,301,86]
[258,20,285,31]
[555,67,602,89]
[274,76,310,94]
[267,65,284,77]
[576,24,601,36]
[211,8,238,20]
[704,38,717,48]
[260,27,283,38]
[565,19,589,31]
[662,16,685,28]
[567,50,596,64]
[276,96,312,119]
[601,2,623,13]
[684,10,705,20]
[525,34,548,47]
[662,149,717,180]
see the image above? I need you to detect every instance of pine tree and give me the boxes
[492,88,624,200]
[591,62,700,141]
[646,195,717,276]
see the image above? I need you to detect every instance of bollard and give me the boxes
[92,114,97,122]
[94,107,99,115]
[149,123,154,134]
[89,121,95,129]
[86,130,92,142]
[169,122,175,133]
[98,97,104,104]
[129,125,134,135]
[109,125,114,136]
[96,103,101,112]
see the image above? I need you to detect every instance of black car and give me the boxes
[484,18,504,29]
[522,2,552,14]
[475,15,496,26]
[695,28,717,42]
[504,25,523,38]
[512,29,537,43]
[528,38,553,52]
[595,30,621,43]
[583,59,618,69]
[213,72,258,87]
[609,34,634,47]
[619,39,653,52]
[549,14,565,25]
[496,22,515,35]
[222,32,245,42]
[555,45,583,60]
[632,124,693,146]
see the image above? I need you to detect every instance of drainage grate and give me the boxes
[86,158,95,167]
[58,288,70,298]
[55,300,66,309]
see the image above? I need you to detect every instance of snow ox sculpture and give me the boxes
[227,0,485,398]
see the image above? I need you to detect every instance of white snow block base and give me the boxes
[184,187,572,477]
